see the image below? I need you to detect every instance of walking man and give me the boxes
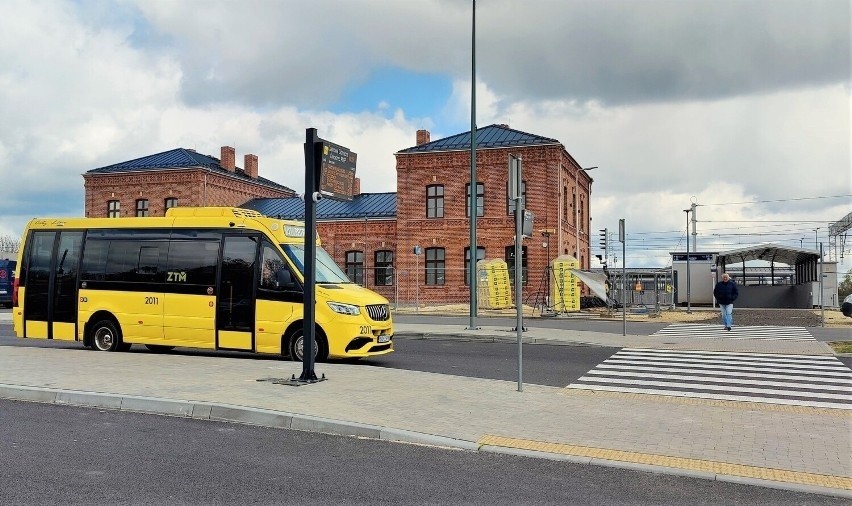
[713,273,739,331]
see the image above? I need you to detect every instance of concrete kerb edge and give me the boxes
[2,384,850,499]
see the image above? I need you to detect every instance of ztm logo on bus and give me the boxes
[0,270,6,279]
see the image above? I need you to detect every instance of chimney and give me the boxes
[416,129,431,146]
[221,146,235,172]
[244,153,258,179]
[353,177,361,197]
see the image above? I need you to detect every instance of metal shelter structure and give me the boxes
[715,243,824,308]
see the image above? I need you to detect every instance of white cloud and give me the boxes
[0,0,848,278]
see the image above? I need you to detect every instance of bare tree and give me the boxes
[0,234,21,253]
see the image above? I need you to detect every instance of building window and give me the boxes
[425,248,445,286]
[426,185,444,218]
[464,246,486,286]
[579,197,585,232]
[345,250,364,285]
[507,180,526,215]
[374,250,394,286]
[135,199,149,217]
[107,200,120,218]
[505,245,528,285]
[466,182,484,218]
[164,197,178,212]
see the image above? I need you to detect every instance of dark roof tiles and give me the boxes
[242,193,397,220]
[87,148,293,192]
[397,124,561,153]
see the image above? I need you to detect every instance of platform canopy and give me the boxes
[716,243,820,267]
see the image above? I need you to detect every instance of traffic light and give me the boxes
[599,228,608,265]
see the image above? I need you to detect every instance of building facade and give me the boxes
[244,124,594,307]
[84,146,294,218]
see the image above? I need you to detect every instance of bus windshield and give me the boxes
[282,244,351,284]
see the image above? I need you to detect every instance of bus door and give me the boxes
[161,235,220,348]
[216,234,258,351]
[22,230,83,340]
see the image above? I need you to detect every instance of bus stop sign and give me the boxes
[319,140,357,201]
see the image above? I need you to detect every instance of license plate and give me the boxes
[377,334,391,344]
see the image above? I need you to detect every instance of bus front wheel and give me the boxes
[91,320,122,352]
[287,328,327,363]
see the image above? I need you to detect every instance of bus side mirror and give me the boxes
[276,269,295,289]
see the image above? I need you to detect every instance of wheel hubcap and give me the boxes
[295,335,318,361]
[94,328,113,350]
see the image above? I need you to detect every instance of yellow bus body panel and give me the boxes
[79,289,163,343]
[52,322,76,341]
[163,294,215,348]
[25,320,48,339]
[217,330,251,350]
[255,299,294,354]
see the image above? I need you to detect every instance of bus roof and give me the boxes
[24,207,318,244]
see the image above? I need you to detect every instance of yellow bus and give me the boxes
[12,207,393,361]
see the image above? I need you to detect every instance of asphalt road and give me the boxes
[1,400,845,506]
[0,321,614,387]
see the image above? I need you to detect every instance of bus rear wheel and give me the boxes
[287,328,327,363]
[91,320,122,352]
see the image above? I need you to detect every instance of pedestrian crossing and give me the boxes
[567,348,852,410]
[653,323,814,341]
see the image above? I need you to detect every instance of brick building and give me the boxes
[84,146,294,218]
[243,124,594,306]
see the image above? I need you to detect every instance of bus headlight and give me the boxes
[327,302,361,316]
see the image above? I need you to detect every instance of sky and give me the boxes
[0,0,850,276]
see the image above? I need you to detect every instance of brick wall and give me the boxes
[316,218,398,301]
[393,139,592,305]
[84,169,293,217]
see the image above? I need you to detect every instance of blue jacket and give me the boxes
[713,280,739,305]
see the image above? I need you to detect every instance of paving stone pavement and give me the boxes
[0,338,849,498]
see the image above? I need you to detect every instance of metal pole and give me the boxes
[515,202,523,392]
[819,242,824,327]
[684,209,691,313]
[691,202,698,251]
[415,251,419,312]
[468,0,478,330]
[300,128,320,381]
[620,219,626,336]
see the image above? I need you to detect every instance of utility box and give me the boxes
[812,261,839,307]
[670,251,717,305]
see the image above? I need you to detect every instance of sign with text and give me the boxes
[319,140,357,201]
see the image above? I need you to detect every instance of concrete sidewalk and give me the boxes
[394,323,839,355]
[0,334,850,499]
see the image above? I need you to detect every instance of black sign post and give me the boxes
[291,128,356,385]
[297,127,323,383]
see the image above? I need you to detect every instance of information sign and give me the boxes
[319,141,357,201]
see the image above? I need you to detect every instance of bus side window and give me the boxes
[260,243,294,290]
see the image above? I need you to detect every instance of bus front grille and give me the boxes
[366,304,390,321]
